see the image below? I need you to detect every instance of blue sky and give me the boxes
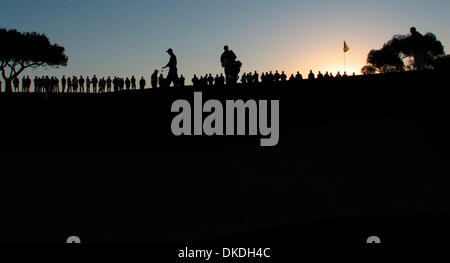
[1,0,449,82]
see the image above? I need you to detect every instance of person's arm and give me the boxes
[163,60,170,69]
[231,51,237,60]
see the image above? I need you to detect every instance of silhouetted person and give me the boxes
[113,77,118,92]
[25,76,30,92]
[139,77,146,90]
[324,71,330,79]
[200,75,208,88]
[410,27,427,70]
[221,45,239,85]
[125,77,131,90]
[178,75,185,87]
[274,71,281,82]
[120,78,125,91]
[21,76,26,92]
[308,70,315,80]
[79,76,85,93]
[253,71,259,84]
[336,71,342,79]
[289,74,295,83]
[131,75,136,90]
[214,74,220,87]
[72,76,78,93]
[53,77,59,93]
[92,75,98,93]
[13,77,19,92]
[86,76,91,93]
[159,73,165,88]
[61,76,66,93]
[280,71,287,82]
[151,70,158,88]
[295,71,303,81]
[207,74,214,87]
[219,73,225,86]
[107,77,112,92]
[162,48,178,87]
[317,71,324,79]
[247,72,253,87]
[241,73,247,85]
[67,77,72,93]
[33,77,38,93]
[99,77,106,93]
[343,72,348,78]
[268,71,274,83]
[192,74,199,87]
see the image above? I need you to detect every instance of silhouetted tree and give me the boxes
[432,55,450,71]
[363,27,445,73]
[0,29,68,93]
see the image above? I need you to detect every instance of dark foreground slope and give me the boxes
[0,71,449,246]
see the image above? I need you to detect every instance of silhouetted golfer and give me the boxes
[410,27,427,70]
[221,45,240,85]
[162,48,178,87]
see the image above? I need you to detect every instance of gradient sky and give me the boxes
[1,0,449,83]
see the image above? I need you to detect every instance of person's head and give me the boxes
[167,48,173,55]
[410,27,417,34]
[154,70,159,73]
[310,70,313,73]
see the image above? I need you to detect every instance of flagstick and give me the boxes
[344,51,346,73]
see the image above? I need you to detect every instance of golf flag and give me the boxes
[343,41,350,53]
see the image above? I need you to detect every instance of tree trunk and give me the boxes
[4,79,12,93]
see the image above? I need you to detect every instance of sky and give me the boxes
[1,0,449,83]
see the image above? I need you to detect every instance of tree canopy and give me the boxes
[0,28,68,92]
[362,28,446,74]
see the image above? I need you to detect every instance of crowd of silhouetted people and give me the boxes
[190,70,356,88]
[0,70,357,93]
